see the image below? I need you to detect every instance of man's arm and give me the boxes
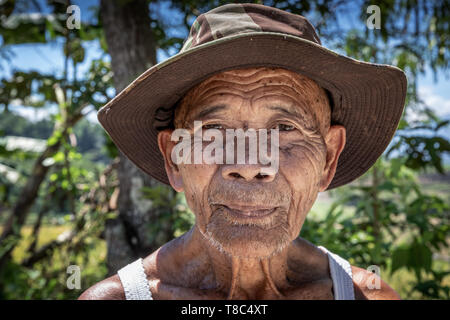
[78,275,125,300]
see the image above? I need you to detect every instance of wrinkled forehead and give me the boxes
[174,67,330,130]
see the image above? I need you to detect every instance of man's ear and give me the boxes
[157,129,184,192]
[319,125,346,192]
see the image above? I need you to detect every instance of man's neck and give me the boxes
[178,226,293,299]
[152,225,331,299]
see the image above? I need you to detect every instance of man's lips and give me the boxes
[219,204,277,218]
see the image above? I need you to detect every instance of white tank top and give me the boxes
[117,246,355,300]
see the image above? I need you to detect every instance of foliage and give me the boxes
[0,158,117,299]
[0,215,109,299]
[302,158,450,299]
[141,185,195,240]
[0,0,115,298]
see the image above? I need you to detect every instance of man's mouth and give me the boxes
[220,204,277,219]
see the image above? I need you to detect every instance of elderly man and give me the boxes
[79,3,406,300]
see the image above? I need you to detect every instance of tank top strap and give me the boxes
[117,258,153,300]
[318,246,355,300]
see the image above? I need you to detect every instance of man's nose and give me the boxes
[222,164,276,182]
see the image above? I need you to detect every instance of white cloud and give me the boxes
[10,104,100,124]
[84,106,99,124]
[418,85,450,117]
[405,86,450,123]
[11,105,57,122]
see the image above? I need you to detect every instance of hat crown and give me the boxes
[180,3,321,52]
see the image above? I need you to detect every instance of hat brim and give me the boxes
[98,32,407,190]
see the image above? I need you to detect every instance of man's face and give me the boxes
[158,67,344,258]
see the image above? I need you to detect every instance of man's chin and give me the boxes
[205,223,291,258]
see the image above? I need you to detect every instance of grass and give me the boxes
[0,225,70,262]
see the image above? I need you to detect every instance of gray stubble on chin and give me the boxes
[204,206,292,258]
[195,170,295,257]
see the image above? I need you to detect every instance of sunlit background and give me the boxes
[0,0,448,300]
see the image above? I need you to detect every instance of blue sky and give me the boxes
[1,0,449,128]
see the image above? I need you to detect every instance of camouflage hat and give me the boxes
[98,3,406,189]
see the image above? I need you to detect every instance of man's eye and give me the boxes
[203,124,223,130]
[275,123,296,131]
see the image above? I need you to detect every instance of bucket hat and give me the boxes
[98,3,407,189]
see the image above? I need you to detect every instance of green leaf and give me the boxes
[410,240,432,272]
[391,245,409,273]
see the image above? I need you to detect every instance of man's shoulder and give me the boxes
[351,265,401,300]
[78,251,160,300]
[78,274,125,300]
[286,239,401,300]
